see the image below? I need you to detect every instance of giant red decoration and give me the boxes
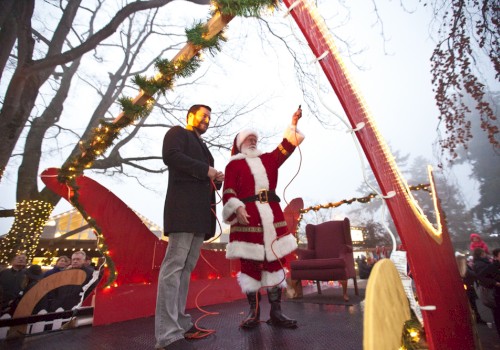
[41,168,242,325]
[281,1,475,349]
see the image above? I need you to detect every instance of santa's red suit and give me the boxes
[222,125,305,293]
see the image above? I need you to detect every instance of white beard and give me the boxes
[241,146,262,158]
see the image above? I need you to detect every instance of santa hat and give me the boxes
[231,129,259,156]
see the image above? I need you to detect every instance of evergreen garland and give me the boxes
[156,57,202,81]
[214,0,279,17]
[132,74,166,96]
[186,22,227,55]
[118,97,154,121]
[401,311,428,349]
[299,184,431,214]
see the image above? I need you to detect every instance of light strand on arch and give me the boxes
[295,184,431,236]
[299,184,431,214]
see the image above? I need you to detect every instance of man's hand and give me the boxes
[236,206,250,225]
[292,106,302,126]
[215,171,224,183]
[208,166,218,180]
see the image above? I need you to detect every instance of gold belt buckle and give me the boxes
[257,189,269,204]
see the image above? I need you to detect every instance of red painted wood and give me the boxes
[281,1,475,348]
[41,168,244,326]
[283,197,304,237]
[283,198,304,266]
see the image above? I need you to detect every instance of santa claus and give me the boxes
[222,107,304,329]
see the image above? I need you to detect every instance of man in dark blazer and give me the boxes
[155,104,224,350]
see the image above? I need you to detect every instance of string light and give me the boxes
[294,185,431,240]
[0,200,54,264]
[400,316,427,349]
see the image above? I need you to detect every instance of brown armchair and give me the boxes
[290,218,359,298]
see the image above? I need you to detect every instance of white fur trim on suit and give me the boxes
[245,157,279,260]
[226,241,265,261]
[256,201,280,261]
[245,157,269,190]
[229,150,263,163]
[283,125,305,146]
[223,197,245,223]
[262,269,287,289]
[265,233,298,261]
[237,272,262,293]
[244,156,298,261]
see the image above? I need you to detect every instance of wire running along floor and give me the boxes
[3,296,363,350]
[2,284,499,350]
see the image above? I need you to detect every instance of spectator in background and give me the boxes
[470,233,490,255]
[24,265,43,292]
[43,255,70,278]
[456,253,486,324]
[491,248,500,337]
[357,255,373,280]
[49,251,95,312]
[473,247,500,338]
[0,254,27,314]
[84,255,97,270]
[84,255,91,268]
[493,248,500,269]
[5,264,44,315]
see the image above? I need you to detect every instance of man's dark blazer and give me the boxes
[162,126,219,240]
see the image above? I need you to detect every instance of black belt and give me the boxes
[241,189,280,204]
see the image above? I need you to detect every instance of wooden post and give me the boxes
[112,12,235,124]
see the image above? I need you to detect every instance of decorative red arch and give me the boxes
[40,2,474,348]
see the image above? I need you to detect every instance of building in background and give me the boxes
[33,208,163,267]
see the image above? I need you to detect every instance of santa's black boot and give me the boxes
[240,292,260,329]
[266,287,297,328]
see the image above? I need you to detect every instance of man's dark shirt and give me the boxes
[0,267,27,311]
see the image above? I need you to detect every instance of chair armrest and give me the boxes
[339,244,353,258]
[296,248,315,260]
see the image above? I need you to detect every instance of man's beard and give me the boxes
[241,145,262,158]
[194,123,208,135]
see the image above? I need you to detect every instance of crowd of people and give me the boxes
[0,251,98,316]
[467,233,500,338]
[356,255,375,280]
[355,233,499,341]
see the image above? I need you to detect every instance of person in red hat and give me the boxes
[470,233,490,255]
[222,106,304,329]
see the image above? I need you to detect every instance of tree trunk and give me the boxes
[0,0,18,84]
[0,0,204,177]
[17,57,83,201]
[0,0,80,177]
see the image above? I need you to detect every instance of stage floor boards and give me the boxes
[2,283,499,350]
